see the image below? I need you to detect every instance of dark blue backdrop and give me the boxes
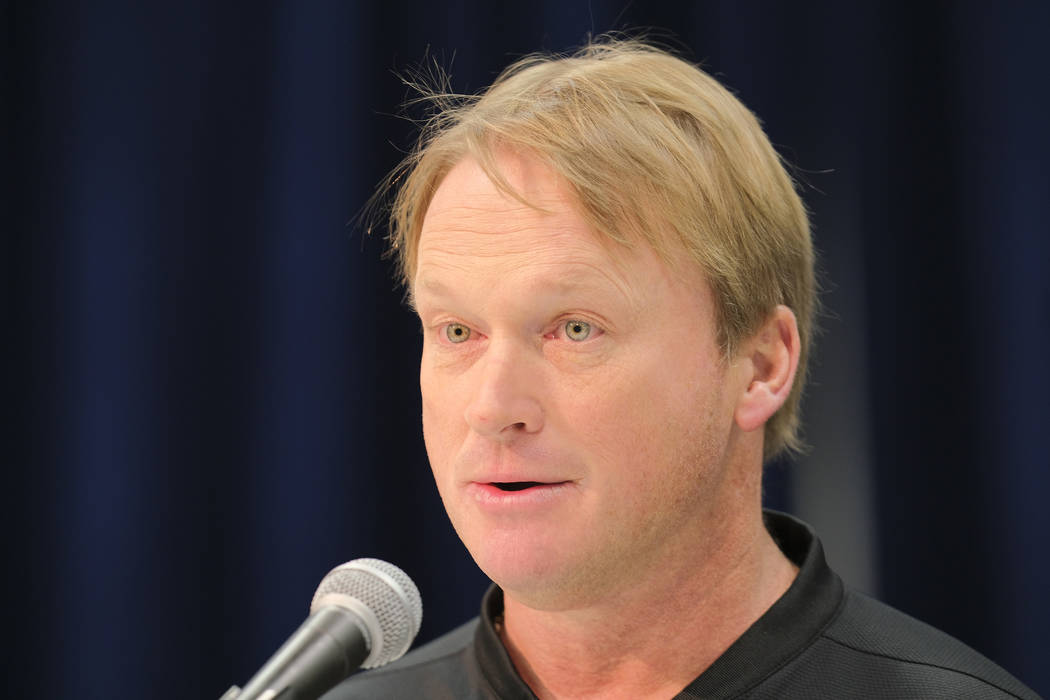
[7,2,1049,698]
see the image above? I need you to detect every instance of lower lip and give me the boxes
[467,481,576,510]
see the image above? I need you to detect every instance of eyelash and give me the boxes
[434,317,603,346]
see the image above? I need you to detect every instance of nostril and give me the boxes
[463,393,544,438]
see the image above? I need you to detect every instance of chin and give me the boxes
[466,530,603,611]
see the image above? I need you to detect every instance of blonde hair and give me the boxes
[376,38,816,460]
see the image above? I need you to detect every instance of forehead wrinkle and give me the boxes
[420,228,544,262]
[422,200,568,241]
[420,196,594,258]
[415,233,650,324]
[521,255,645,316]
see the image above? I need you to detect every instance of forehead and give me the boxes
[414,153,693,302]
[419,152,595,254]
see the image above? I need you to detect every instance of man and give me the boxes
[328,39,1038,699]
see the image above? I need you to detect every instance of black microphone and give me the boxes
[220,558,423,700]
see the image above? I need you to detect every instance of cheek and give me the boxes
[574,354,725,475]
[561,361,668,457]
[420,366,460,472]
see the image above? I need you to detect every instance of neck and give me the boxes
[499,505,797,700]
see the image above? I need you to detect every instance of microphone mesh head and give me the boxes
[309,558,423,669]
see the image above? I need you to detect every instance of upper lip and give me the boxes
[467,466,575,486]
[462,447,577,486]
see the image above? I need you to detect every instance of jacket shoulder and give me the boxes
[747,591,1040,699]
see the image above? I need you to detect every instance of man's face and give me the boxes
[413,151,747,610]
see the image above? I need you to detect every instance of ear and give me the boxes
[734,305,801,433]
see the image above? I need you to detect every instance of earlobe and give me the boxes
[734,305,801,433]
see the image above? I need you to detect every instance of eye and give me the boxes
[445,323,471,343]
[564,320,592,341]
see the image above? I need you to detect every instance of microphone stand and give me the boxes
[217,606,369,700]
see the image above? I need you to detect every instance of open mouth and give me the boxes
[472,480,573,506]
[491,481,545,492]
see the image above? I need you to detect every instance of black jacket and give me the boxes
[325,512,1039,699]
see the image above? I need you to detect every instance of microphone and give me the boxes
[220,558,423,700]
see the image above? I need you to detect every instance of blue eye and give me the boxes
[564,320,591,341]
[445,324,471,343]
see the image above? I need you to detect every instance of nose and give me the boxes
[463,344,544,439]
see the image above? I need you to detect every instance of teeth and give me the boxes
[493,481,543,492]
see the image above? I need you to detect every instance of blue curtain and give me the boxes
[8,2,1048,697]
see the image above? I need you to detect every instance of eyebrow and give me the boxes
[412,268,635,319]
[408,276,447,313]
